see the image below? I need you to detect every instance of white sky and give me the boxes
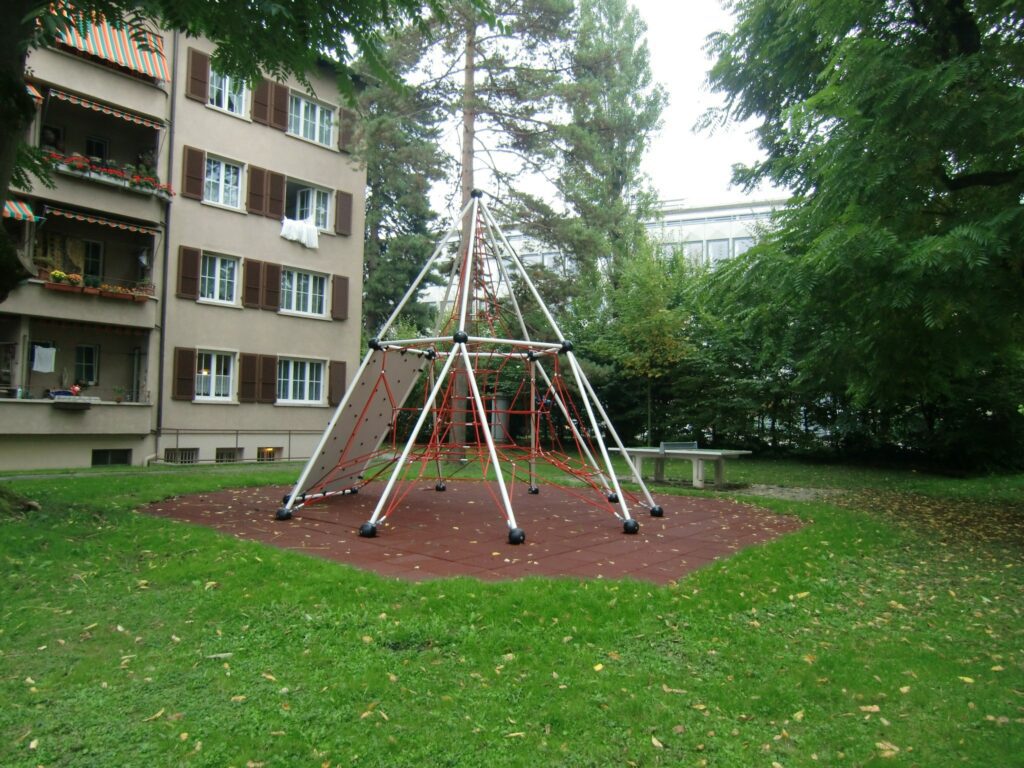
[631,0,785,206]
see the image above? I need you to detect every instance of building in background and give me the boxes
[646,198,785,265]
[0,21,365,470]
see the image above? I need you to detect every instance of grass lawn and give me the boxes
[0,459,1021,766]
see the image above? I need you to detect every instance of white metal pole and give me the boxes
[377,197,474,340]
[564,351,633,521]
[460,344,519,530]
[573,358,660,509]
[366,349,459,525]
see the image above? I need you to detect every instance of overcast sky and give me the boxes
[630,0,786,206]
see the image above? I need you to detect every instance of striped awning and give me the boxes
[56,16,170,81]
[50,88,163,130]
[26,84,43,105]
[44,205,159,236]
[3,200,39,222]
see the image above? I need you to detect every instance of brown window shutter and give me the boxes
[267,172,285,219]
[238,353,258,403]
[247,166,267,215]
[257,355,278,403]
[177,246,200,299]
[334,190,353,236]
[338,108,357,152]
[270,83,289,131]
[331,275,349,320]
[328,360,347,406]
[262,262,281,310]
[242,259,263,308]
[182,146,205,200]
[252,79,270,124]
[172,347,196,401]
[186,49,209,102]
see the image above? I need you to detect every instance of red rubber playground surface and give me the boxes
[141,482,803,584]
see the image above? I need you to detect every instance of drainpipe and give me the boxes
[155,30,180,443]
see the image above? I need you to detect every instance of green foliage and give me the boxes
[512,0,664,280]
[357,33,449,336]
[694,0,1024,467]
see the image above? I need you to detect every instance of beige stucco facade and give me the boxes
[0,27,365,469]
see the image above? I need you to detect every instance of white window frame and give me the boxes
[75,344,99,386]
[199,252,239,304]
[279,268,326,316]
[204,156,243,209]
[292,185,330,230]
[733,237,755,257]
[276,357,325,404]
[195,349,235,401]
[288,93,334,147]
[208,69,248,117]
[83,240,103,282]
[707,239,731,264]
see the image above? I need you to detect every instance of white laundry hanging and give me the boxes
[32,345,56,373]
[279,217,319,249]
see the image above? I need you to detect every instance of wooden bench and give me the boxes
[615,443,752,489]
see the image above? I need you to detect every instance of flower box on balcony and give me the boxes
[100,290,133,300]
[43,282,83,294]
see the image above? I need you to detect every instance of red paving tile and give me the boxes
[141,481,803,585]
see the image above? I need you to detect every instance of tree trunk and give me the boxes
[451,14,477,455]
[0,2,37,301]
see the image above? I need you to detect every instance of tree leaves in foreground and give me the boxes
[700,0,1024,467]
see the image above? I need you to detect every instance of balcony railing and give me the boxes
[43,152,174,200]
[40,270,154,301]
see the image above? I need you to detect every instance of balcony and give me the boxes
[0,398,153,436]
[45,154,173,201]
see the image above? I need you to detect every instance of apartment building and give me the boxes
[0,20,365,470]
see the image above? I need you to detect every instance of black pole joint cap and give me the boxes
[470,189,484,199]
[526,350,537,361]
[453,330,469,344]
[369,338,383,350]
[560,340,574,354]
[425,348,437,360]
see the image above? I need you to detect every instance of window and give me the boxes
[85,136,108,161]
[734,237,755,257]
[277,358,324,403]
[288,93,333,146]
[204,156,242,208]
[165,448,199,464]
[209,70,246,115]
[83,240,103,282]
[286,180,330,229]
[682,241,703,262]
[215,447,242,463]
[280,269,326,315]
[200,252,238,303]
[707,239,731,264]
[75,345,99,386]
[92,449,131,466]
[257,446,281,462]
[195,350,234,400]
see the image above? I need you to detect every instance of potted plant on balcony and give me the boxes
[44,270,83,293]
[99,283,132,300]
[83,276,101,295]
[112,385,127,404]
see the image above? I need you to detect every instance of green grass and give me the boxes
[0,459,1021,766]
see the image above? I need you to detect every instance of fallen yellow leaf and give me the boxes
[593,663,604,672]
[651,736,664,748]
[142,708,165,722]
[959,676,975,684]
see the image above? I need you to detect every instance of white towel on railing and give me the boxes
[279,217,319,249]
[32,345,56,373]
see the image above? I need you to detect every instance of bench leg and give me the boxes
[714,460,725,487]
[692,459,704,489]
[654,457,665,483]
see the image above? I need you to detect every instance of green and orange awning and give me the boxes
[49,88,163,129]
[44,205,159,236]
[2,200,40,222]
[56,15,170,81]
